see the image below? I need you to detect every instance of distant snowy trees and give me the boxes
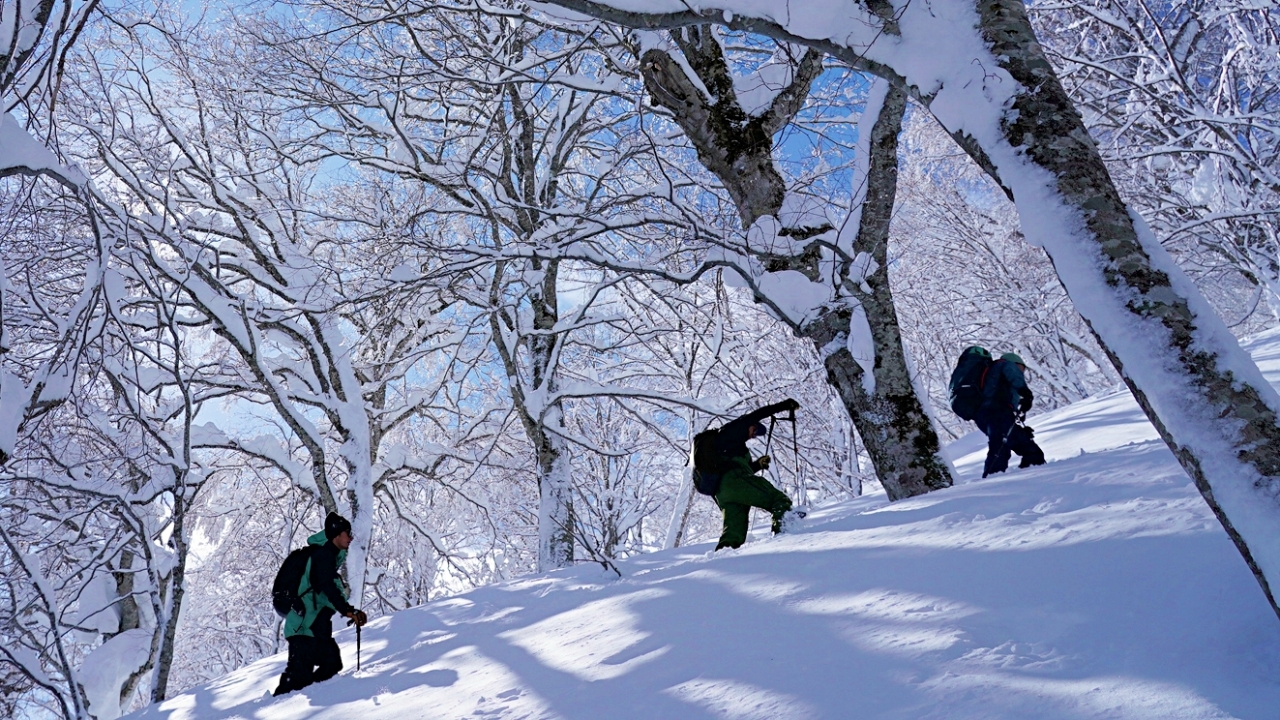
[5,0,1280,716]
[1032,0,1280,325]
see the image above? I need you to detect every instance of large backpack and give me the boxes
[949,346,993,421]
[271,545,318,618]
[691,427,730,496]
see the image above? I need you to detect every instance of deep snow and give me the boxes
[129,330,1280,720]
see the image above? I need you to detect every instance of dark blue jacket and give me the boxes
[981,359,1032,412]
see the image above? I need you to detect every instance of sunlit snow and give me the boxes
[126,329,1280,720]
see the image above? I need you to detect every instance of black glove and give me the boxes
[346,609,368,628]
[783,398,800,412]
[1018,395,1033,413]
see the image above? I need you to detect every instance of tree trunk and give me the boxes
[797,82,950,500]
[640,29,953,501]
[537,408,575,572]
[969,0,1280,616]
[150,511,186,702]
[664,418,699,549]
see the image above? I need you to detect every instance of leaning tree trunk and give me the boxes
[541,0,1280,618]
[639,28,951,500]
[966,0,1280,615]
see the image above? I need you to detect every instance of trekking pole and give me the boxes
[790,407,800,487]
[356,622,361,672]
[765,416,776,456]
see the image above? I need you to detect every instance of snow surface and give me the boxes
[128,329,1280,720]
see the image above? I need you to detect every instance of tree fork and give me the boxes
[639,30,952,500]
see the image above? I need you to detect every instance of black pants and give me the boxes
[976,407,1045,477]
[275,620,343,695]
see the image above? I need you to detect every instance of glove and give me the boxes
[783,398,800,412]
[757,455,771,470]
[1018,395,1033,413]
[345,609,368,628]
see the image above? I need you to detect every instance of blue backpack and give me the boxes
[949,346,993,421]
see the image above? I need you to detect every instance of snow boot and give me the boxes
[779,506,808,534]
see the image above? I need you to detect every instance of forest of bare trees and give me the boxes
[3,0,1278,717]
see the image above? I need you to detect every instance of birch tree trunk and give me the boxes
[640,30,951,500]
[539,0,1280,617]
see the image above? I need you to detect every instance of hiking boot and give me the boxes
[778,506,808,534]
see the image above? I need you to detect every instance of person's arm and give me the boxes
[1007,365,1033,411]
[719,399,799,441]
[309,545,356,616]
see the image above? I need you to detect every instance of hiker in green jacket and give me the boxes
[274,513,368,696]
[714,398,801,551]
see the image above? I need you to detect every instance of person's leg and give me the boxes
[1011,425,1046,467]
[312,636,344,683]
[983,411,1015,477]
[275,636,317,695]
[726,473,793,534]
[747,475,793,533]
[715,500,750,550]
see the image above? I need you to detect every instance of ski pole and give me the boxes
[356,622,361,672]
[790,407,800,484]
[765,416,776,456]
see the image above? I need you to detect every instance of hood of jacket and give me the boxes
[306,529,346,566]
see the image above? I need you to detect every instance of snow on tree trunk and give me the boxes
[664,414,699,549]
[489,258,575,573]
[343,435,375,610]
[538,0,1280,617]
[972,0,1280,616]
[639,27,953,501]
[537,407,575,573]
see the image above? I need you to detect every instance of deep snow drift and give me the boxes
[130,331,1280,720]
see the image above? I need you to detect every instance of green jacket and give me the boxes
[283,531,351,638]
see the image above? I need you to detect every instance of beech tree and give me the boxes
[635,28,952,501]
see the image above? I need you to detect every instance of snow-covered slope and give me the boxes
[132,330,1280,720]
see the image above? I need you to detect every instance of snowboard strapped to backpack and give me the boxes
[691,427,730,496]
[271,545,318,618]
[949,346,993,421]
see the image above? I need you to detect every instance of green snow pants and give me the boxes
[714,472,792,550]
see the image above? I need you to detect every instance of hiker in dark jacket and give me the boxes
[975,353,1046,478]
[713,398,801,550]
[274,513,368,696]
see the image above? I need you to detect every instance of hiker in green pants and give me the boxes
[713,399,799,550]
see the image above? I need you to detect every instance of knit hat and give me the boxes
[748,421,767,438]
[1001,352,1027,367]
[324,512,352,540]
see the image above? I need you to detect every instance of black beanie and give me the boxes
[324,512,352,540]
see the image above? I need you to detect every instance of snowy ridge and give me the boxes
[129,330,1280,720]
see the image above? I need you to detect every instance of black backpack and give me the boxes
[691,427,730,496]
[271,545,317,618]
[949,346,993,421]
